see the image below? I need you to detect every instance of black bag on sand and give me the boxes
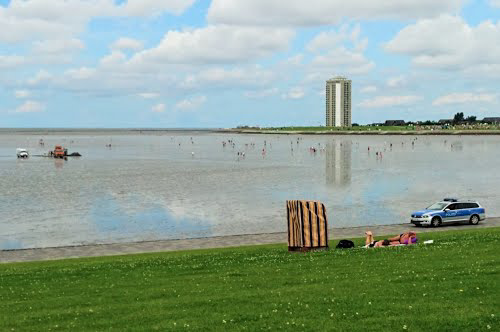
[336,239,355,249]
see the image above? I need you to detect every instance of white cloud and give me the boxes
[385,15,500,72]
[207,0,463,26]
[111,37,143,51]
[138,92,160,99]
[27,69,52,85]
[99,51,127,67]
[303,72,322,84]
[358,95,422,108]
[244,88,279,99]
[14,90,30,98]
[310,47,374,74]
[0,55,25,68]
[282,87,305,100]
[26,60,178,97]
[0,0,195,43]
[15,100,45,113]
[175,95,207,110]
[64,67,96,80]
[307,29,348,52]
[361,86,377,93]
[0,0,113,43]
[281,54,303,66]
[29,38,85,63]
[128,25,294,65]
[119,0,195,16]
[307,24,366,52]
[181,66,275,89]
[151,103,166,113]
[387,75,406,88]
[32,38,84,55]
[306,24,374,76]
[489,1,500,8]
[432,93,497,106]
[51,62,276,99]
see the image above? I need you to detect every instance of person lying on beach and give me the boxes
[388,231,418,245]
[365,231,418,248]
[365,231,390,248]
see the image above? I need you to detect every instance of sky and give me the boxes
[0,0,499,128]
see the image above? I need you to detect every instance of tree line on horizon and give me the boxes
[361,112,497,127]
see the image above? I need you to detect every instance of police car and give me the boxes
[410,198,486,227]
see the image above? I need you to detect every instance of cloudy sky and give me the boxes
[1,0,499,128]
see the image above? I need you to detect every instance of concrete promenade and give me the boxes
[1,218,499,263]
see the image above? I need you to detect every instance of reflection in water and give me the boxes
[2,133,500,250]
[90,193,213,239]
[0,238,24,250]
[326,140,352,187]
[54,159,65,169]
[451,141,463,151]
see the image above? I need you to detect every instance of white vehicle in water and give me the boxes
[16,148,29,158]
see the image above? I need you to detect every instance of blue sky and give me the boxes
[1,0,499,128]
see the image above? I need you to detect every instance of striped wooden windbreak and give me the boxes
[286,200,329,251]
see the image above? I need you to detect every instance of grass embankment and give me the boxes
[262,126,415,132]
[1,228,499,331]
[253,125,500,133]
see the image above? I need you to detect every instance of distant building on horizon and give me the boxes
[482,117,500,124]
[385,120,405,126]
[326,76,351,127]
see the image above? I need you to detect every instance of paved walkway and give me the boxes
[1,218,499,263]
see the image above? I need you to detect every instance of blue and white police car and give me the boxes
[410,198,486,227]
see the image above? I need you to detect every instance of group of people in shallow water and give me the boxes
[365,231,417,248]
[190,136,453,162]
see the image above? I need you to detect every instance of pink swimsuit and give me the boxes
[401,234,418,245]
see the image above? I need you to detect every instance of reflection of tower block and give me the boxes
[286,200,329,252]
[326,141,351,187]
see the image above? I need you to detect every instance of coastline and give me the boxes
[2,217,499,263]
[2,128,500,135]
[216,129,500,135]
[0,128,218,135]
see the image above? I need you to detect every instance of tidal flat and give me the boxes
[1,131,499,250]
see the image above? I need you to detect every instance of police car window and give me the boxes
[427,202,448,210]
[447,203,457,210]
[456,203,466,209]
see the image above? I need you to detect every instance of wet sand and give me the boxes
[1,218,498,263]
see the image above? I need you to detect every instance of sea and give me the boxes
[1,130,499,250]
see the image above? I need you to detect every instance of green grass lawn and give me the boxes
[1,228,499,331]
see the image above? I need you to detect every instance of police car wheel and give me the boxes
[469,214,480,225]
[431,217,441,227]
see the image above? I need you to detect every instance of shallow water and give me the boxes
[1,132,498,250]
